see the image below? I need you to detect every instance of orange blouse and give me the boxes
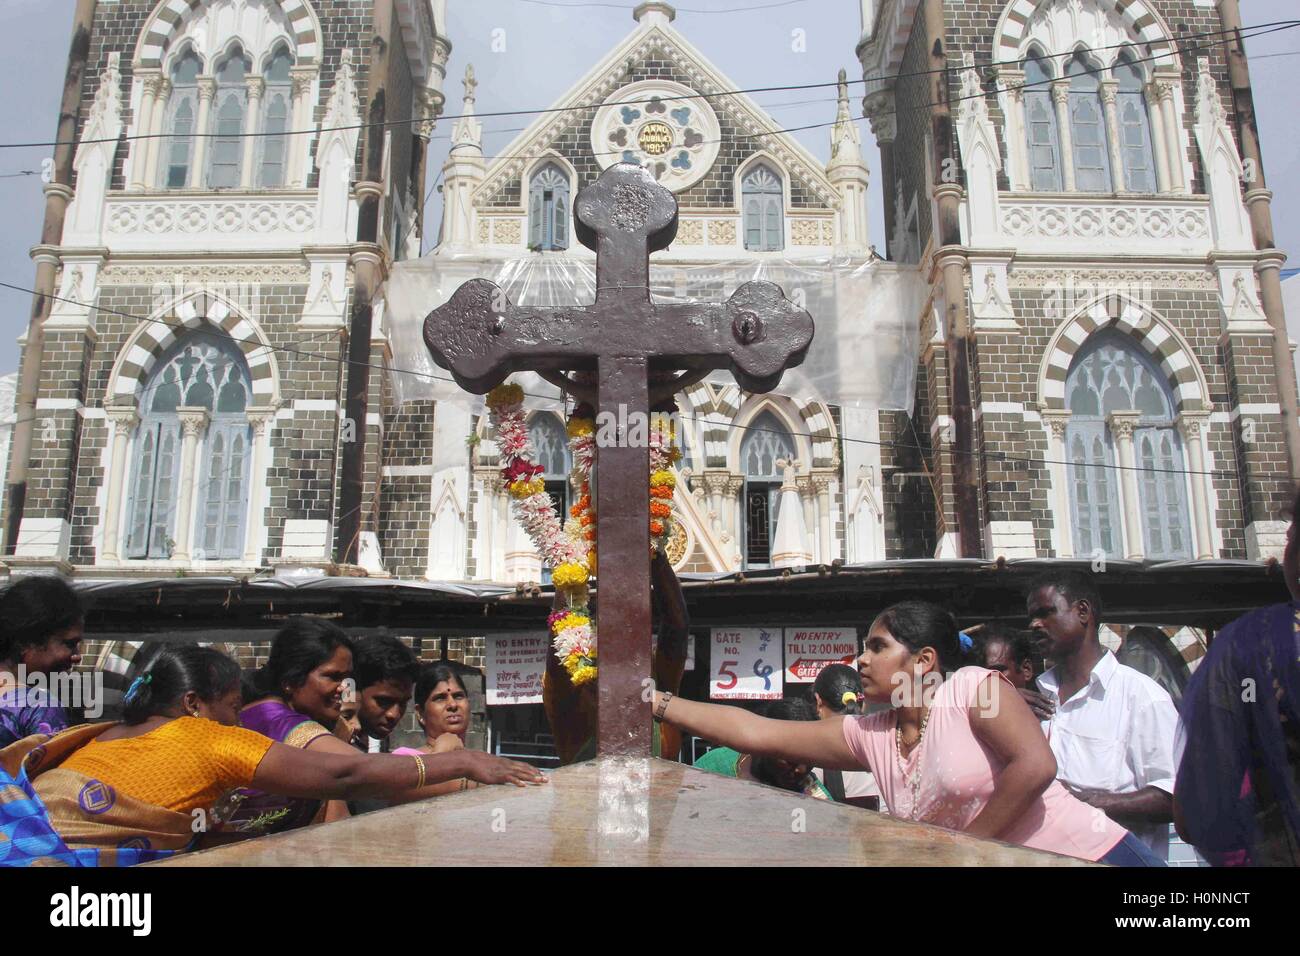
[60,716,275,814]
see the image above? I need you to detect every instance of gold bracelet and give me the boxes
[413,754,427,789]
[459,777,469,792]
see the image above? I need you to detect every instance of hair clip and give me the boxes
[123,672,153,704]
[958,631,974,652]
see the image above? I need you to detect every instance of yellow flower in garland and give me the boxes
[565,653,598,686]
[566,417,595,438]
[649,469,676,490]
[552,562,589,588]
[486,382,524,409]
[508,477,546,499]
[553,612,590,633]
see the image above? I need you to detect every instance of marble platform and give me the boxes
[156,757,1094,866]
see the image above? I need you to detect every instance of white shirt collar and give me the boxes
[1038,649,1118,702]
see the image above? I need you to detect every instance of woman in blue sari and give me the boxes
[1175,489,1300,865]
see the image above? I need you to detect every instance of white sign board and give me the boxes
[710,627,783,700]
[783,628,859,683]
[485,632,548,705]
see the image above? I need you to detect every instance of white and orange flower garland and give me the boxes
[485,381,680,686]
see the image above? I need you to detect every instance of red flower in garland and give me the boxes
[502,459,544,484]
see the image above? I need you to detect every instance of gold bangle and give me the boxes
[459,777,469,792]
[413,754,427,789]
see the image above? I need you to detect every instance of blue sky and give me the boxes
[1,0,1298,372]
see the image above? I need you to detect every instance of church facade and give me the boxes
[0,0,1294,688]
[1,0,450,578]
[859,0,1298,567]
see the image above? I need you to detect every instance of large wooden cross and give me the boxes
[424,163,813,756]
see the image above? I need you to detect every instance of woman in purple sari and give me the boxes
[1175,488,1300,865]
[219,618,362,835]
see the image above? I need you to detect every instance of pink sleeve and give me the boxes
[841,713,887,775]
[951,666,1013,709]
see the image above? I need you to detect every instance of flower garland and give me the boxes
[485,381,680,686]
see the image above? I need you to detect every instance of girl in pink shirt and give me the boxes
[655,601,1152,864]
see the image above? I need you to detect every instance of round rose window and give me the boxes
[589,80,721,192]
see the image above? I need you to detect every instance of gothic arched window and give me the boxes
[740,411,794,567]
[1065,332,1190,560]
[258,45,294,188]
[1024,53,1062,192]
[161,49,202,189]
[1066,54,1112,192]
[1116,53,1157,193]
[208,47,251,188]
[527,165,569,251]
[742,164,784,251]
[124,332,253,560]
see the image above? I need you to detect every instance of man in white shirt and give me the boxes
[1025,570,1179,861]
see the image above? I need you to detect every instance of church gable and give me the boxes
[474,26,839,215]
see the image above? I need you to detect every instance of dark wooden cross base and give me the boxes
[423,163,813,756]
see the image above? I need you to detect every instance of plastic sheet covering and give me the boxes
[382,249,926,415]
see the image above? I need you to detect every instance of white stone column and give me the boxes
[241,76,265,188]
[1108,410,1145,560]
[1052,82,1076,191]
[493,482,509,581]
[1100,81,1125,191]
[813,472,835,564]
[288,67,316,187]
[142,75,170,190]
[703,472,726,539]
[1000,70,1031,191]
[131,72,161,189]
[797,474,817,561]
[1155,79,1185,193]
[190,77,216,188]
[172,407,209,563]
[1178,411,1215,559]
[100,406,138,563]
[1042,411,1073,556]
[243,406,275,564]
[1144,82,1172,192]
[725,475,745,567]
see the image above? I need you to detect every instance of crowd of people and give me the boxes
[3,490,1300,866]
[0,584,544,866]
[665,488,1300,867]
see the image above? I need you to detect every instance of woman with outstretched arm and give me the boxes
[652,601,1162,865]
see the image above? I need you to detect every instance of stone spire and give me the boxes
[828,68,863,168]
[826,68,870,250]
[450,63,482,154]
[771,459,814,567]
[440,64,487,248]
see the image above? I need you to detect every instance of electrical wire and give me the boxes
[0,279,1258,482]
[0,20,1293,152]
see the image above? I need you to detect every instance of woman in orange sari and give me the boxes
[0,645,546,866]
